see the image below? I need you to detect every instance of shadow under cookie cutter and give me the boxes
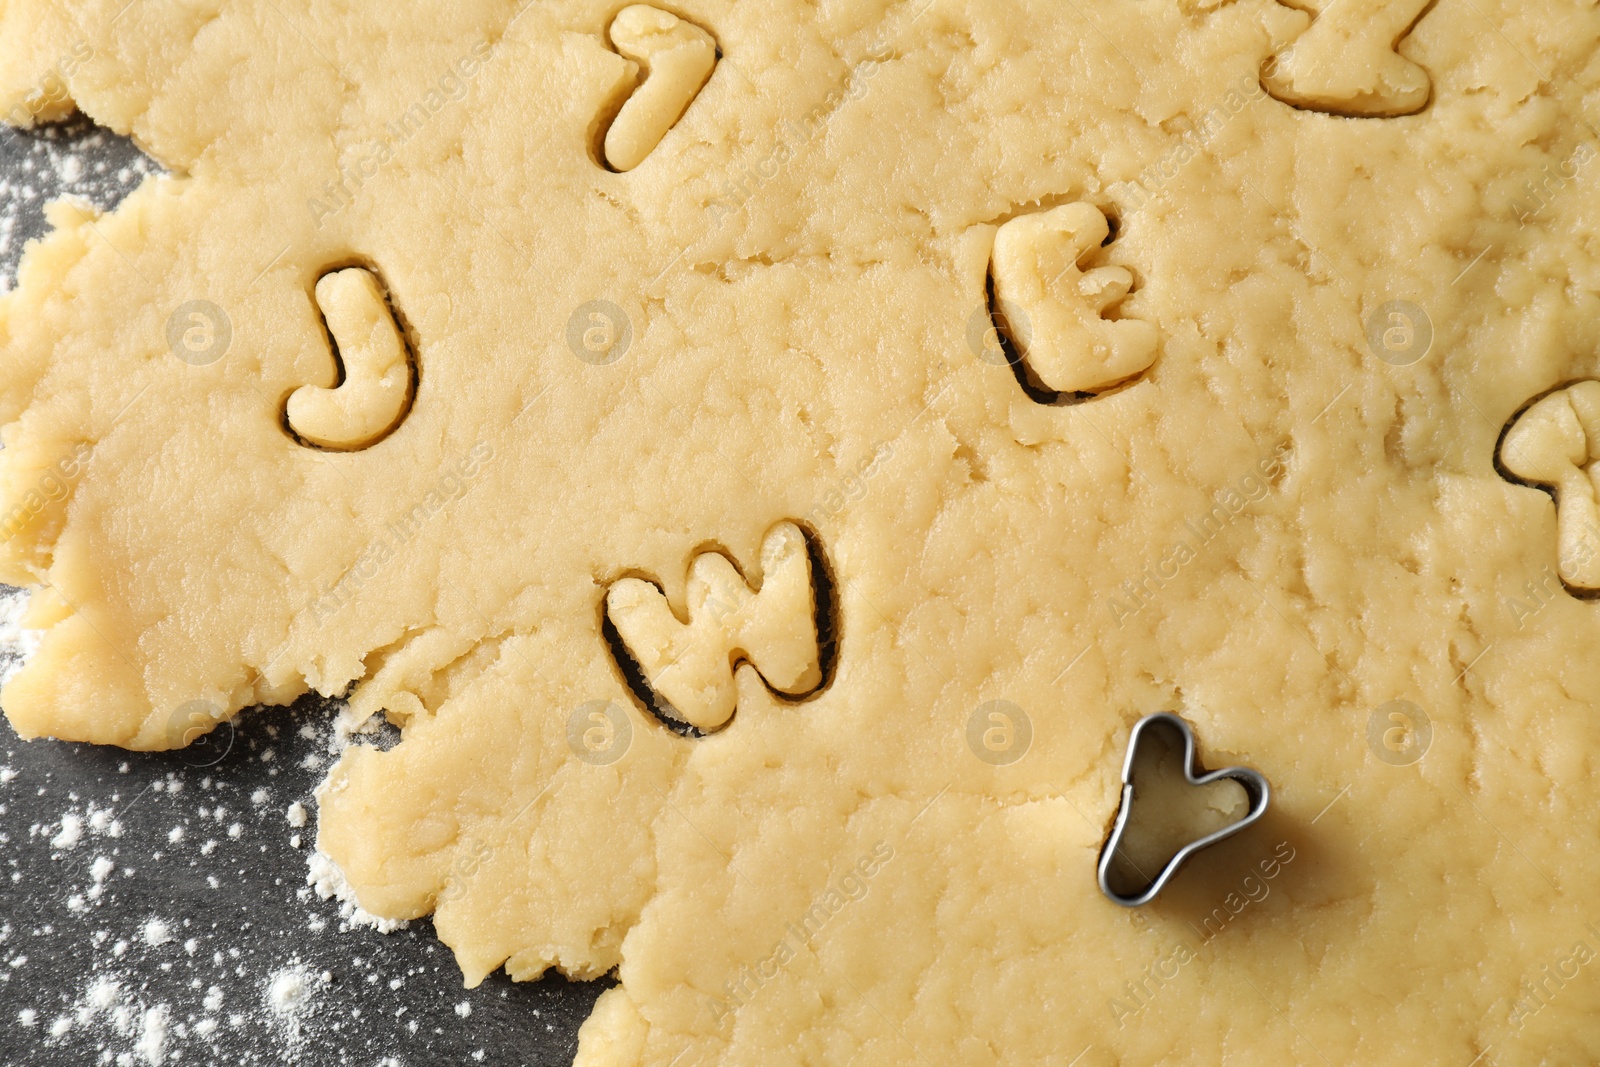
[1097,712,1271,908]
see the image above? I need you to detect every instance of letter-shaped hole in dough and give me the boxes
[599,5,717,173]
[1262,0,1433,118]
[285,267,416,452]
[1499,381,1600,591]
[603,522,835,733]
[989,202,1158,398]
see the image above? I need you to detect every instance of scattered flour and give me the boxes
[306,851,408,934]
[326,703,386,757]
[135,1005,167,1065]
[141,919,172,948]
[0,125,503,1067]
[263,962,326,1047]
[0,585,38,686]
[86,975,120,1011]
[0,560,457,1063]
[0,117,163,292]
[89,856,114,900]
[51,812,83,849]
[267,968,310,1014]
[70,974,175,1064]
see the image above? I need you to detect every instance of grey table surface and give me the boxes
[0,117,606,1067]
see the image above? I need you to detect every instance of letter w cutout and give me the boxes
[606,522,824,732]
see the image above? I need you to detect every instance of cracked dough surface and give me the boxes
[3,0,1600,1063]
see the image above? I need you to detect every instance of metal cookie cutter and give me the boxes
[1097,712,1270,907]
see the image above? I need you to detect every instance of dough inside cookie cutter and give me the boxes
[1097,712,1270,907]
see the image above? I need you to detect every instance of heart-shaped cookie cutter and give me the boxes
[1097,712,1270,907]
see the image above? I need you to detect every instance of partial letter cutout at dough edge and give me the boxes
[1263,0,1432,118]
[1501,381,1600,590]
[602,5,717,172]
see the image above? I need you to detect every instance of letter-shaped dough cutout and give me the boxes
[1500,382,1600,589]
[990,203,1158,394]
[606,522,822,732]
[287,268,414,451]
[603,5,717,172]
[1263,0,1432,117]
